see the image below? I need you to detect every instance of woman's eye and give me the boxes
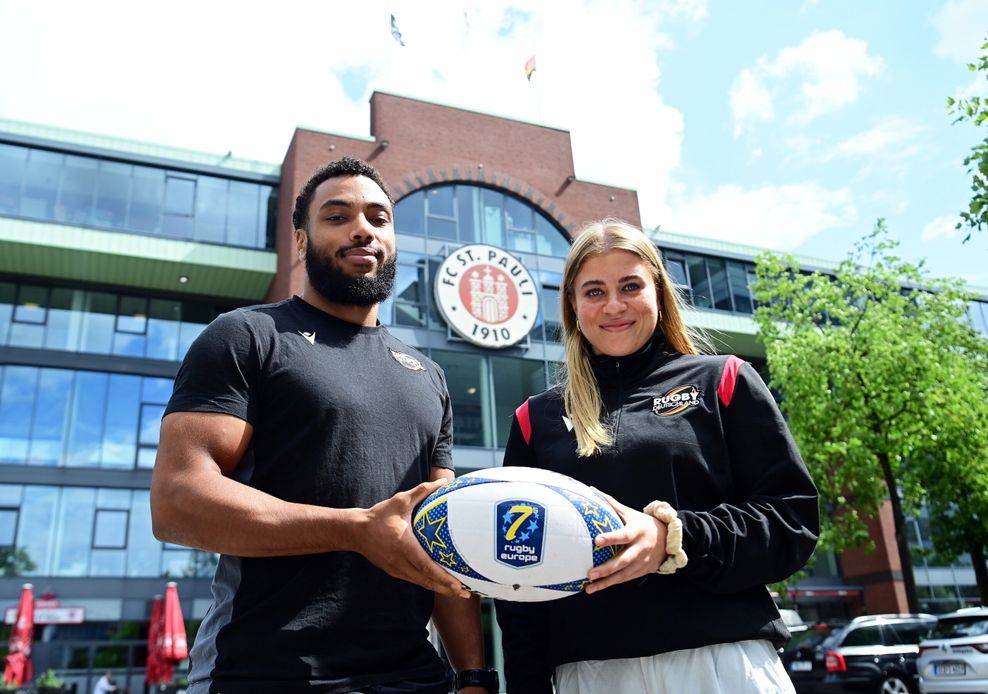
[586,288,603,297]
[623,283,641,292]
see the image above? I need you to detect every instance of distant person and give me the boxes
[93,671,117,694]
[495,219,819,693]
[151,157,495,693]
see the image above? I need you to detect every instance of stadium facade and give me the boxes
[1,91,985,689]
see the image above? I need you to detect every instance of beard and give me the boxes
[305,240,397,307]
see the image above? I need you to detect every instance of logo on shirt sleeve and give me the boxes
[652,385,702,416]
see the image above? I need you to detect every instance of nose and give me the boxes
[603,293,625,314]
[349,214,376,243]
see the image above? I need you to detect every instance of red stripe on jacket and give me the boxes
[718,355,745,408]
[515,399,533,445]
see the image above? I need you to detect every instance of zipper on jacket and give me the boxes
[612,359,623,451]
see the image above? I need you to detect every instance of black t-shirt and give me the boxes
[165,296,453,693]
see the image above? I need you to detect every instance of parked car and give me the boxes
[781,608,810,633]
[917,606,988,693]
[782,613,936,694]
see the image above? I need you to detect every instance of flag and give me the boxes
[390,14,405,46]
[525,55,536,82]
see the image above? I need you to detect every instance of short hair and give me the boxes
[560,218,707,456]
[292,156,394,231]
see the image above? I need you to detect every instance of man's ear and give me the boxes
[294,228,307,262]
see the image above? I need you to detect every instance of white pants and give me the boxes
[554,639,796,694]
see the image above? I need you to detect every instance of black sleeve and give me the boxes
[494,412,552,693]
[677,362,819,593]
[164,310,261,424]
[431,367,455,471]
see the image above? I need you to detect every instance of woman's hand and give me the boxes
[584,491,667,594]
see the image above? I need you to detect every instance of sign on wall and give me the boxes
[434,244,539,349]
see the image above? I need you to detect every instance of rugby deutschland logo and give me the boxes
[652,385,702,416]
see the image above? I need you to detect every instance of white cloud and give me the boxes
[661,182,857,249]
[921,215,961,241]
[730,69,774,135]
[829,117,926,158]
[932,0,988,63]
[730,30,883,134]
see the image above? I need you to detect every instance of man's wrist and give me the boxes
[452,668,499,692]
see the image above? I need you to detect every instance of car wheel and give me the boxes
[878,674,911,694]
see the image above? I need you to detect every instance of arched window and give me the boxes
[394,184,570,258]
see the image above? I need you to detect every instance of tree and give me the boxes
[947,38,988,242]
[751,221,988,612]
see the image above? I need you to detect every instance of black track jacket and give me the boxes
[494,337,819,693]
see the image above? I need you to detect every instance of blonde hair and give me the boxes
[560,218,707,457]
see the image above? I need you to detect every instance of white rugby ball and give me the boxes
[413,466,624,602]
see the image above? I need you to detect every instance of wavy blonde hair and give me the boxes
[560,218,707,457]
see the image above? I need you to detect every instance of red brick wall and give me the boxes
[840,501,910,614]
[267,91,641,302]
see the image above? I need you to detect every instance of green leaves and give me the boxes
[753,221,988,605]
[948,38,988,242]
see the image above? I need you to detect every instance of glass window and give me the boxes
[79,291,116,354]
[0,509,18,546]
[0,144,27,214]
[535,214,569,257]
[395,190,425,236]
[536,271,562,343]
[53,487,95,575]
[116,296,149,334]
[662,252,688,287]
[426,186,455,218]
[28,368,72,466]
[195,176,228,243]
[164,176,195,216]
[0,366,37,463]
[129,166,164,233]
[841,625,884,647]
[139,404,165,447]
[19,485,58,575]
[456,186,478,243]
[146,299,182,360]
[20,149,61,219]
[968,301,987,335]
[505,196,533,232]
[127,490,160,577]
[707,257,733,311]
[727,261,753,313]
[226,181,260,247]
[481,189,505,247]
[101,375,140,468]
[93,509,128,548]
[58,155,97,224]
[430,350,492,448]
[490,357,547,447]
[93,161,131,229]
[43,287,77,351]
[0,281,15,345]
[686,255,712,308]
[13,284,48,324]
[66,371,107,467]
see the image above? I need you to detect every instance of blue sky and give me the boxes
[1,0,986,288]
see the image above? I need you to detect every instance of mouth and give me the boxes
[339,245,384,266]
[600,320,635,332]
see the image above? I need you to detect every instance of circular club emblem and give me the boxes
[434,244,539,349]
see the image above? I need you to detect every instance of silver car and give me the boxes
[917,606,988,693]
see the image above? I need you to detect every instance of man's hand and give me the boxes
[358,480,470,598]
[584,490,667,594]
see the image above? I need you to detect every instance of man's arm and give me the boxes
[150,411,469,597]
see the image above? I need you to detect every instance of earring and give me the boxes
[576,320,582,333]
[658,307,663,322]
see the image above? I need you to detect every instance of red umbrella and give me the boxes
[3,583,34,686]
[145,595,163,685]
[157,582,187,683]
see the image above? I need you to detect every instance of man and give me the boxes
[151,157,493,693]
[93,671,117,694]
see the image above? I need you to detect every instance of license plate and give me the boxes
[933,662,966,676]
[789,660,813,672]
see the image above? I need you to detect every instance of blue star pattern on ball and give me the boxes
[551,485,622,566]
[414,499,494,584]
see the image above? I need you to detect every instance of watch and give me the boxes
[452,668,500,692]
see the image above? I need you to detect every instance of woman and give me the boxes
[494,219,818,693]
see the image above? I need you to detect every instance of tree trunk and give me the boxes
[877,451,920,613]
[971,541,988,606]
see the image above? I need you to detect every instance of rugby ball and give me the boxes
[413,466,624,602]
